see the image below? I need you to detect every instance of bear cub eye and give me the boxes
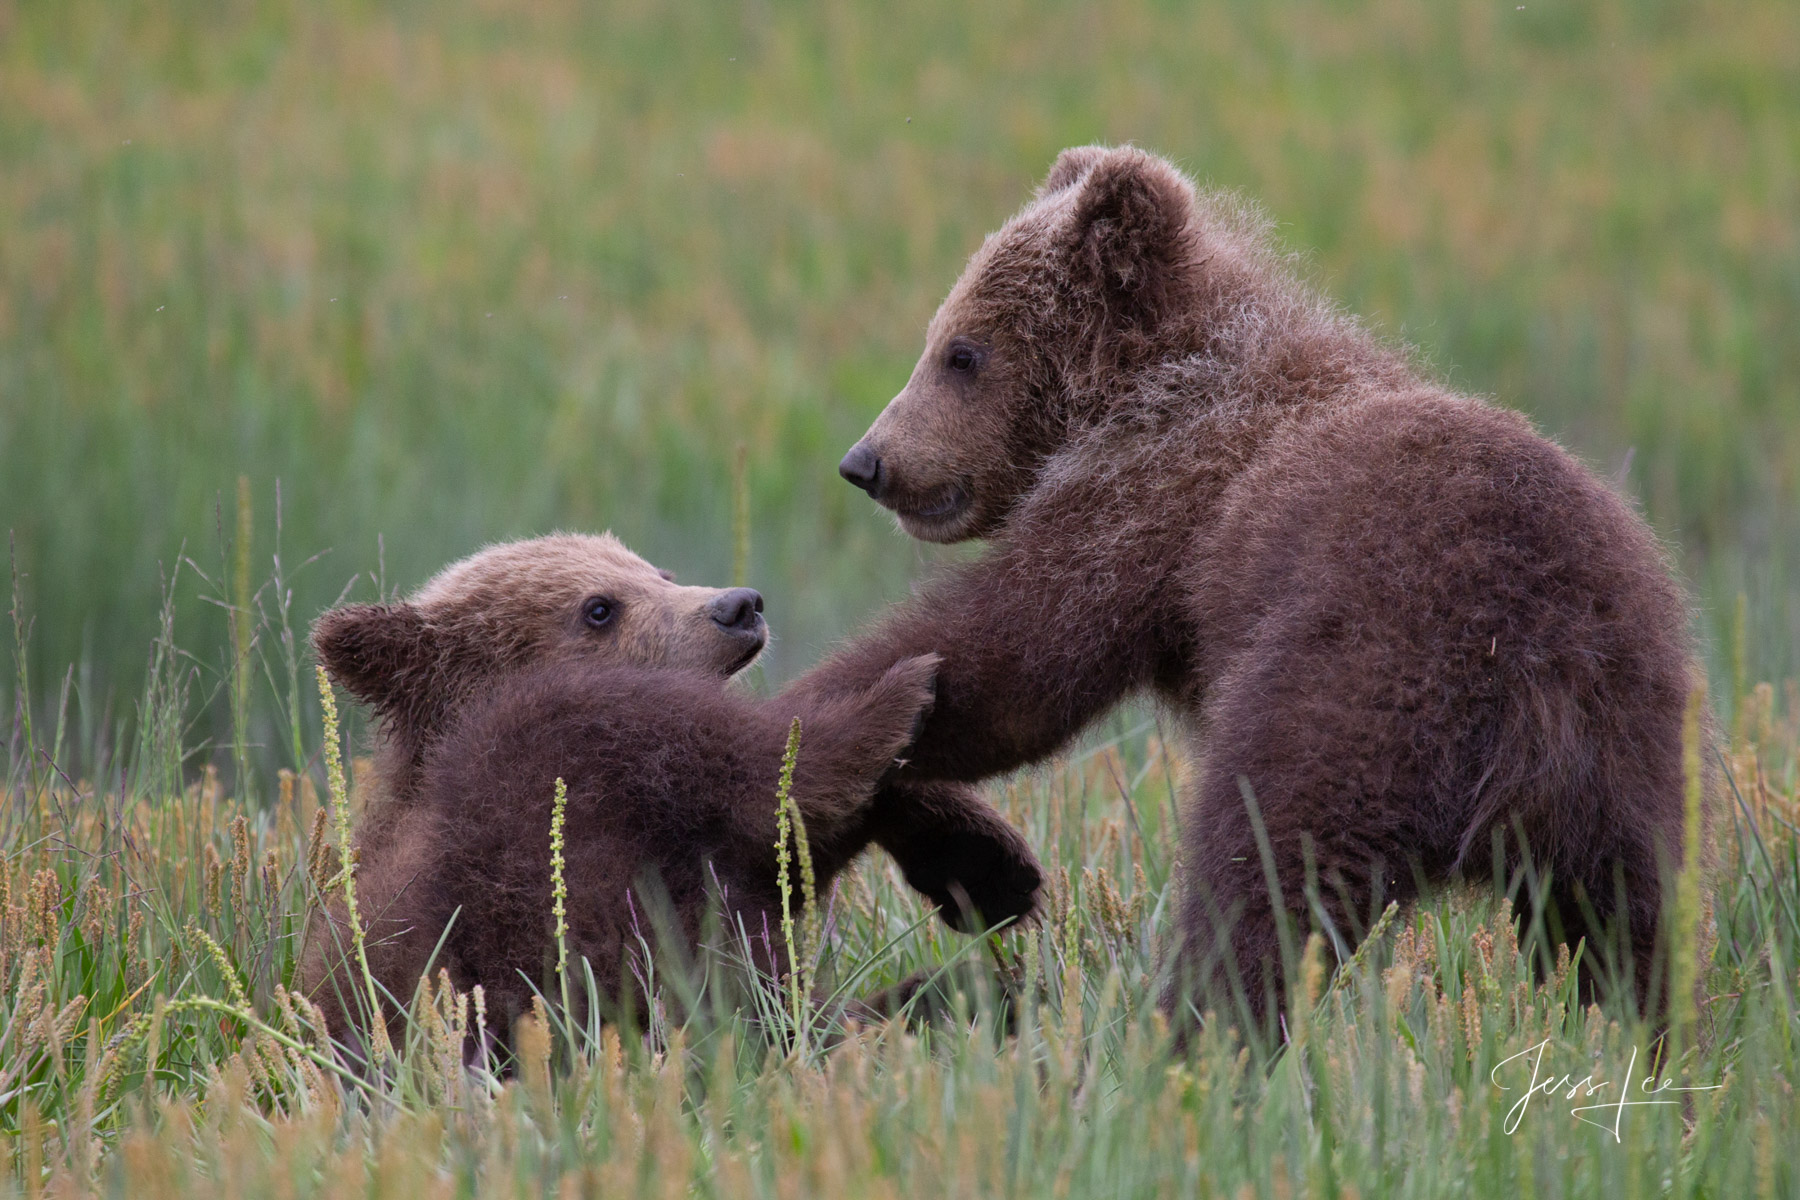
[945,342,981,374]
[581,596,616,628]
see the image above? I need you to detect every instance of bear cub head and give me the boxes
[838,145,1202,543]
[314,533,768,772]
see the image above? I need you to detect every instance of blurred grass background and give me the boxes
[4,4,1800,1192]
[2,0,1797,765]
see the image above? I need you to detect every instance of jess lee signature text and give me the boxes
[1490,1039,1721,1141]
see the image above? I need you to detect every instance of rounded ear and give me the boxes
[1035,144,1110,198]
[1062,147,1195,320]
[311,603,436,714]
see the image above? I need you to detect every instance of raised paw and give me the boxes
[844,653,941,767]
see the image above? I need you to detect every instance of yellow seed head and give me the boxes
[549,776,572,1030]
[316,666,388,1060]
[229,813,251,905]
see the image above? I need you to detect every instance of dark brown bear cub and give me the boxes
[300,534,1039,1046]
[794,145,1710,1031]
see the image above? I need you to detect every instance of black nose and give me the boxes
[838,442,882,496]
[708,588,764,631]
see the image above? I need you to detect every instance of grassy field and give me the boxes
[4,0,1800,1194]
[1,638,1797,1197]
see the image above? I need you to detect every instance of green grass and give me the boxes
[4,0,1800,1193]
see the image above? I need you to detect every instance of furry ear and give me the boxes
[1063,147,1194,318]
[312,603,437,714]
[1036,144,1110,198]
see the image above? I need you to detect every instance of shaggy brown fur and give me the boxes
[795,145,1712,1031]
[322,654,956,1045]
[301,534,1040,1044]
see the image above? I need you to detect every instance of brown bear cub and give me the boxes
[301,534,1040,1047]
[793,146,1710,1031]
[309,535,776,873]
